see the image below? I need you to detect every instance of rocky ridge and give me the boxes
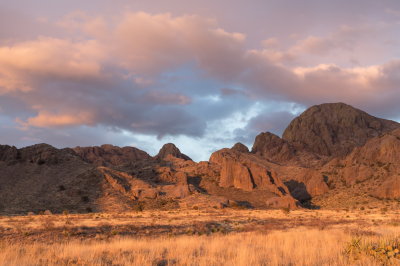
[0,102,399,214]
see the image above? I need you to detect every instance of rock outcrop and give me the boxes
[322,128,400,199]
[231,142,249,153]
[155,143,192,161]
[282,103,399,157]
[251,132,295,162]
[209,148,293,197]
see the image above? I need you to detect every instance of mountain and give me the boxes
[1,102,399,214]
[247,103,400,205]
[282,103,399,157]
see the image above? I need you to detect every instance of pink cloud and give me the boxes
[0,11,399,137]
[0,37,104,93]
[20,111,95,128]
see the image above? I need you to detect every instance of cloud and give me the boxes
[23,111,95,128]
[142,91,191,105]
[0,37,104,93]
[0,10,400,160]
[289,25,366,56]
[246,111,296,137]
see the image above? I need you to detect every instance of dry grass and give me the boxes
[0,209,399,265]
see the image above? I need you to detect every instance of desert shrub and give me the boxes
[345,236,400,263]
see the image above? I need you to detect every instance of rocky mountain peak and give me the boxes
[282,102,400,157]
[155,143,192,161]
[231,142,249,153]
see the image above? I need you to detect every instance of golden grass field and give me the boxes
[0,208,399,265]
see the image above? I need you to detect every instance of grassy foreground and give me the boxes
[0,209,399,265]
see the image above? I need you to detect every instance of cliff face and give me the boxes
[209,148,298,209]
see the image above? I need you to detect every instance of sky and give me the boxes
[1,0,400,161]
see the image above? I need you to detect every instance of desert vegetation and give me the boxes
[0,209,399,265]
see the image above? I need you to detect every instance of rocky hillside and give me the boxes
[0,143,298,215]
[1,102,399,214]
[73,144,151,167]
[315,128,400,204]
